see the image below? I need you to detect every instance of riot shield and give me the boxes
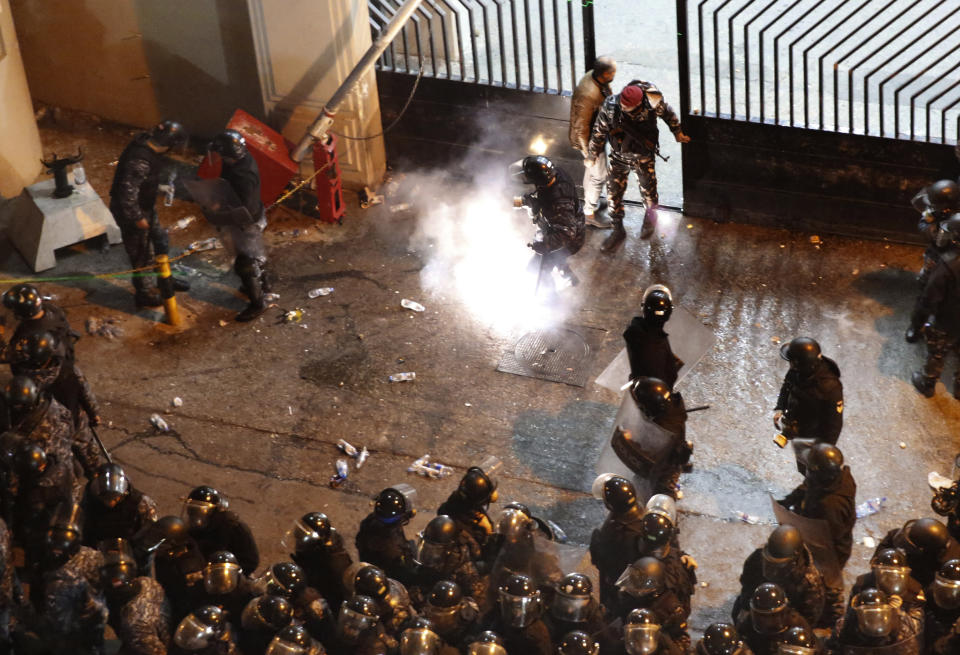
[770,495,842,586]
[183,178,254,226]
[595,306,716,393]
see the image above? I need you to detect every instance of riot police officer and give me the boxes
[927,560,960,654]
[486,573,552,655]
[544,573,608,646]
[398,617,455,655]
[511,156,585,292]
[151,515,207,622]
[487,504,564,606]
[614,556,692,651]
[238,594,293,655]
[908,213,960,397]
[420,580,480,646]
[586,80,690,251]
[410,514,487,611]
[735,583,811,655]
[911,178,959,286]
[100,546,173,655]
[731,525,825,627]
[590,474,646,608]
[171,605,237,655]
[623,285,684,387]
[615,607,684,655]
[109,120,190,308]
[776,626,821,655]
[773,337,843,444]
[357,484,418,585]
[352,563,416,638]
[2,283,77,362]
[193,550,256,621]
[831,588,921,655]
[82,463,158,549]
[265,624,323,655]
[286,511,353,611]
[874,517,960,586]
[183,485,259,574]
[332,594,392,655]
[556,630,600,655]
[464,631,507,655]
[849,547,925,623]
[695,623,755,655]
[207,129,272,322]
[256,560,333,643]
[437,456,502,552]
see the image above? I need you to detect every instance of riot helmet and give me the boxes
[183,485,225,530]
[415,515,458,570]
[174,605,227,651]
[209,129,247,161]
[258,561,305,597]
[373,483,417,524]
[22,331,59,368]
[935,213,960,248]
[557,630,600,655]
[157,515,189,546]
[4,376,40,414]
[697,623,746,655]
[629,377,672,420]
[2,284,43,320]
[100,548,138,600]
[624,608,661,655]
[928,179,960,213]
[779,337,822,375]
[400,617,443,655]
[851,588,898,639]
[424,580,463,636]
[496,505,537,544]
[89,463,130,507]
[641,285,674,327]
[283,511,336,553]
[241,594,293,632]
[498,573,542,628]
[15,441,47,477]
[337,595,380,643]
[932,559,960,609]
[150,120,188,150]
[592,473,640,516]
[616,557,665,599]
[265,624,323,655]
[551,573,593,623]
[894,517,949,556]
[458,456,502,506]
[870,548,911,596]
[203,550,241,595]
[803,443,844,487]
[749,582,789,635]
[353,564,390,600]
[777,626,819,655]
[466,631,507,655]
[642,494,677,548]
[509,155,557,187]
[762,525,803,580]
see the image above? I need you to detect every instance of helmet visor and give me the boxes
[174,615,215,650]
[204,562,241,594]
[761,550,793,581]
[616,565,659,598]
[778,646,816,655]
[424,602,459,635]
[265,640,309,655]
[282,519,321,553]
[93,468,129,505]
[415,536,448,569]
[478,456,503,488]
[508,160,532,185]
[497,508,535,543]
[854,605,897,638]
[751,607,787,635]
[873,565,910,596]
[467,645,508,655]
[933,572,960,609]
[550,592,591,622]
[400,628,442,655]
[183,500,216,530]
[337,605,377,641]
[624,624,660,655]
[499,589,540,628]
[936,223,956,248]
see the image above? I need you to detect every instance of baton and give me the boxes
[90,425,112,464]
[686,404,711,413]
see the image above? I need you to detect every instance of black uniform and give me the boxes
[544,600,609,648]
[525,166,586,256]
[355,514,416,585]
[875,529,960,587]
[219,153,270,308]
[107,577,172,655]
[82,484,158,546]
[775,356,843,443]
[931,616,960,655]
[735,609,810,655]
[191,576,257,624]
[190,509,259,575]
[590,511,645,609]
[615,587,692,652]
[291,531,353,611]
[850,571,926,625]
[0,519,14,648]
[484,616,554,655]
[831,606,922,655]
[436,494,495,558]
[154,538,207,622]
[732,545,825,627]
[623,317,683,387]
[912,249,960,392]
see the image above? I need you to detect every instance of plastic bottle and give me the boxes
[855,496,887,518]
[732,511,762,525]
[73,163,86,186]
[356,447,369,468]
[337,439,358,457]
[388,372,416,382]
[308,288,334,298]
[329,459,349,487]
[400,299,426,312]
[408,455,454,479]
[149,414,169,432]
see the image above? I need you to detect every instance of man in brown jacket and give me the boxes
[569,56,617,229]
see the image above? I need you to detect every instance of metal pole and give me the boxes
[290,0,426,162]
[90,425,112,464]
[677,0,691,118]
[582,1,596,73]
[155,254,181,326]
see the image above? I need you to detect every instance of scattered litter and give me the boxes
[899,441,907,449]
[337,439,359,457]
[855,497,886,518]
[85,316,124,339]
[863,536,876,548]
[700,581,709,587]
[929,471,954,490]
[732,511,763,525]
[329,459,349,487]
[390,203,411,214]
[359,186,384,209]
[219,319,229,327]
[264,293,280,303]
[281,308,305,324]
[408,454,454,479]
[188,237,223,252]
[465,403,472,407]
[771,336,781,344]
[388,372,416,382]
[288,406,293,415]
[357,447,369,468]
[174,263,200,277]
[172,397,183,408]
[308,287,334,298]
[149,414,170,432]
[397,358,405,364]
[172,215,196,231]
[400,299,425,312]
[809,235,821,244]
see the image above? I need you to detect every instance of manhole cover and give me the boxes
[498,327,597,386]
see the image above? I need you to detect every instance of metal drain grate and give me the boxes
[497,327,598,387]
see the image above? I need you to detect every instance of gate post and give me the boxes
[676,0,690,118]
[582,2,596,71]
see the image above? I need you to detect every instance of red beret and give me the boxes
[619,85,645,111]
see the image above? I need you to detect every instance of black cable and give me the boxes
[333,67,424,141]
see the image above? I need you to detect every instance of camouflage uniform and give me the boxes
[588,81,683,225]
[0,519,15,647]
[39,546,107,654]
[109,577,172,655]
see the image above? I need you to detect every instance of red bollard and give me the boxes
[312,135,345,224]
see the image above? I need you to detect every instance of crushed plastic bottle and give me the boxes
[73,163,86,186]
[408,454,454,479]
[337,439,359,457]
[388,372,416,382]
[356,447,369,468]
[173,215,196,230]
[308,288,334,298]
[400,299,425,312]
[150,414,169,432]
[329,459,349,488]
[390,203,411,213]
[264,293,281,303]
[188,237,223,252]
[855,496,887,518]
[732,511,762,525]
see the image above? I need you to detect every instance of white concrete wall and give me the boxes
[0,0,42,198]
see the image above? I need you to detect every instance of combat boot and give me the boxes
[639,206,658,240]
[585,211,613,229]
[601,218,627,253]
[236,273,267,322]
[912,372,936,398]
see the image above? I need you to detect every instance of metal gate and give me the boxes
[368,0,595,96]
[677,0,960,238]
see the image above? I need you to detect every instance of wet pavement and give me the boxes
[6,110,960,637]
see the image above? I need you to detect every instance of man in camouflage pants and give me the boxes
[587,81,690,253]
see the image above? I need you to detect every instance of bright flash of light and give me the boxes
[651,207,681,242]
[529,135,549,155]
[417,194,565,337]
